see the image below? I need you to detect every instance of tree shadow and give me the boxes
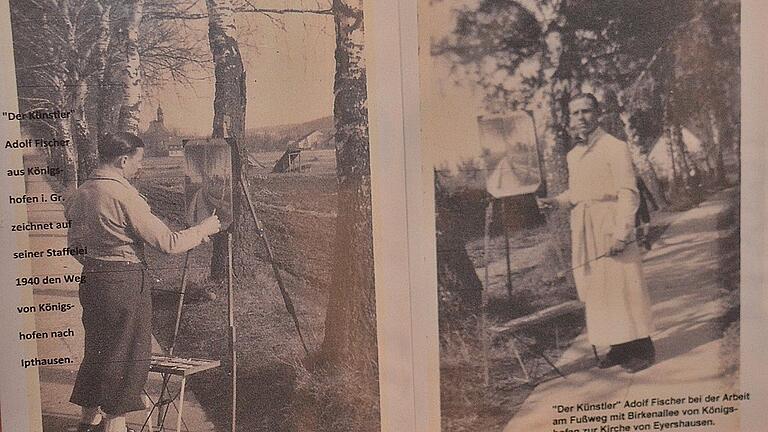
[187,362,297,432]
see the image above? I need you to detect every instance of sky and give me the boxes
[140,3,337,136]
[419,0,537,170]
[419,0,489,169]
[419,0,556,172]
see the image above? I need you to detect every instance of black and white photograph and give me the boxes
[8,0,379,431]
[420,1,742,431]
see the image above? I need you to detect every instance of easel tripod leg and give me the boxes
[227,233,237,432]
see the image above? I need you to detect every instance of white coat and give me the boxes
[556,128,654,346]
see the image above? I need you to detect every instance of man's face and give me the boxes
[568,97,599,139]
[121,148,144,179]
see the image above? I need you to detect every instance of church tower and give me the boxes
[157,105,164,124]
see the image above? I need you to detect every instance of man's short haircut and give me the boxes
[569,93,600,111]
[98,132,144,163]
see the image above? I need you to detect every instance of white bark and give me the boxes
[117,0,145,135]
[620,112,667,205]
[323,0,377,370]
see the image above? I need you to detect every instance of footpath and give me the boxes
[504,187,741,432]
[23,158,217,431]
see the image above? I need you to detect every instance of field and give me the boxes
[137,149,340,431]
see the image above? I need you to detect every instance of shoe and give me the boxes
[622,355,655,373]
[597,350,626,369]
[76,423,104,432]
[622,341,655,373]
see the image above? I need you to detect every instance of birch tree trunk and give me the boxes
[96,10,121,137]
[58,119,79,185]
[59,0,89,184]
[321,0,378,374]
[64,4,91,183]
[530,29,573,277]
[55,83,79,185]
[667,125,678,185]
[71,79,93,183]
[205,0,247,281]
[666,121,694,201]
[75,0,111,182]
[531,82,570,196]
[620,112,669,206]
[707,105,727,185]
[116,0,144,135]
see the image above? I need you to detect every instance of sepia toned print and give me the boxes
[7,0,378,431]
[420,1,742,431]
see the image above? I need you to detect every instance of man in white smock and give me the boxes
[540,93,655,373]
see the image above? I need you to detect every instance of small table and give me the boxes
[143,354,220,432]
[488,300,586,382]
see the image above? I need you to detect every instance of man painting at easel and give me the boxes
[65,133,221,432]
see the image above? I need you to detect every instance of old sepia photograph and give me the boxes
[8,0,378,431]
[420,1,742,431]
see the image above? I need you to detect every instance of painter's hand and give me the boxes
[536,197,557,211]
[197,214,221,239]
[608,239,628,256]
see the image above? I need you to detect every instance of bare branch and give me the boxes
[145,4,333,20]
[238,5,333,16]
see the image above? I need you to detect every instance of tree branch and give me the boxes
[238,1,333,16]
[146,5,333,20]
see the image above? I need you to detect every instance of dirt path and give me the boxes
[503,187,740,432]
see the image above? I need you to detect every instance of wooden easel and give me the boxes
[144,136,309,432]
[143,139,237,432]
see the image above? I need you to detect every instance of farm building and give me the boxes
[273,149,303,173]
[287,130,332,150]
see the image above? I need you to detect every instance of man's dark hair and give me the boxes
[569,93,600,111]
[98,132,144,162]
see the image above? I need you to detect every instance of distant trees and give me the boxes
[433,0,740,204]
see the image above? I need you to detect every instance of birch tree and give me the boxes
[116,0,145,134]
[321,0,377,372]
[75,0,111,180]
[9,0,116,184]
[203,0,247,281]
[95,0,210,140]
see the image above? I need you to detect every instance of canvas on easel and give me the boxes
[183,139,233,230]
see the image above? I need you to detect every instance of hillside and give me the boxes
[248,116,333,137]
[153,116,336,154]
[244,116,335,152]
